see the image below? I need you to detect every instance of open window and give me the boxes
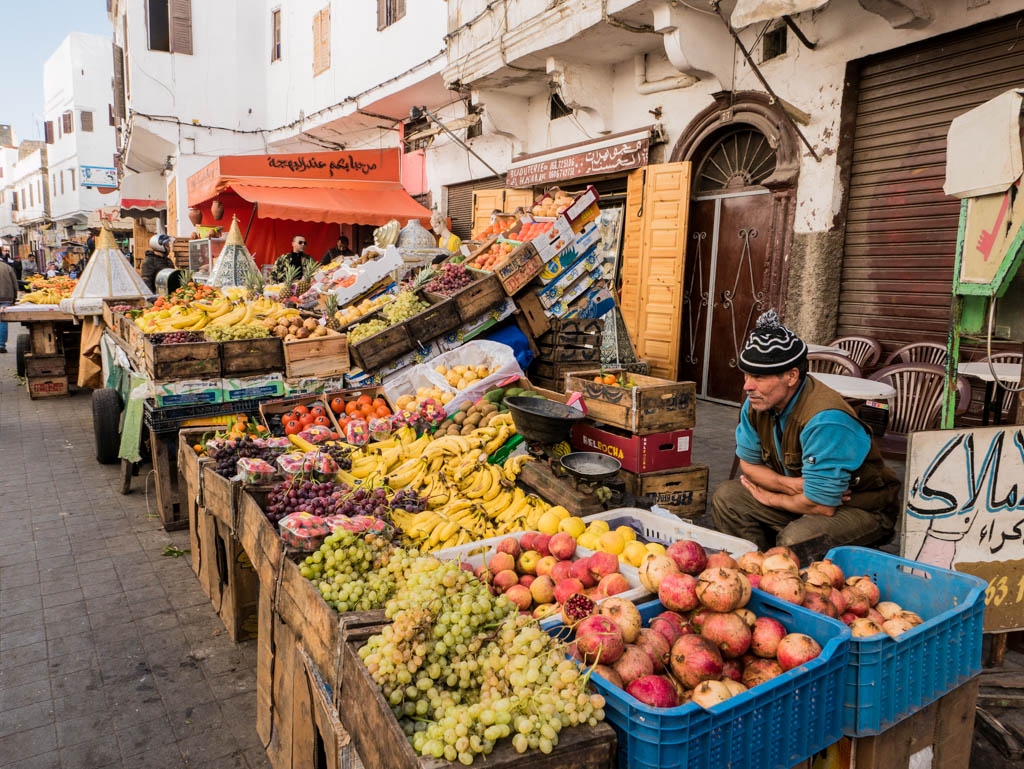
[377,0,405,30]
[147,0,192,54]
[271,8,282,62]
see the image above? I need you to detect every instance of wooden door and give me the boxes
[471,189,506,235]
[679,192,773,403]
[618,169,646,347]
[503,188,534,212]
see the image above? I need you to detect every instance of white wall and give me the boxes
[0,146,18,232]
[12,149,47,224]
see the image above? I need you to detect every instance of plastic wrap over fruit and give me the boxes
[305,451,339,476]
[278,512,331,551]
[345,419,370,446]
[298,425,334,444]
[257,436,294,449]
[418,398,446,426]
[324,514,392,535]
[368,417,392,441]
[236,457,278,484]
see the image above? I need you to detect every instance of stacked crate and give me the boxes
[565,369,709,518]
[530,318,604,392]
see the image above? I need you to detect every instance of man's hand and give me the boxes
[738,460,804,496]
[740,474,839,517]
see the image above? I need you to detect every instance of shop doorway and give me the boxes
[672,94,800,404]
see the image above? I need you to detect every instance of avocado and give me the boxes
[483,388,505,403]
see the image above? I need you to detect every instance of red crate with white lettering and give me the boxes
[571,422,692,473]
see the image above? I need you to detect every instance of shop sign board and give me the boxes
[903,425,1024,632]
[80,165,118,188]
[507,138,649,188]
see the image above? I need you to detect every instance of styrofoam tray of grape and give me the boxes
[582,508,756,558]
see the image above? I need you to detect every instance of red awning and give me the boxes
[119,198,166,218]
[226,178,432,226]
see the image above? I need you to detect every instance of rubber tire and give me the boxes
[15,333,29,377]
[93,388,123,465]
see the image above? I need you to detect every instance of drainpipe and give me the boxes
[634,54,698,94]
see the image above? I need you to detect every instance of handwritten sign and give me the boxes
[507,139,649,188]
[903,425,1024,631]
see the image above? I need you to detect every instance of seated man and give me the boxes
[711,310,901,551]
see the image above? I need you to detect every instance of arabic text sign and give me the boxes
[902,425,1024,632]
[507,139,649,188]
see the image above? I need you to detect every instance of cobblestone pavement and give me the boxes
[0,323,271,769]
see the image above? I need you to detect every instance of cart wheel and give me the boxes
[15,333,29,377]
[93,388,123,464]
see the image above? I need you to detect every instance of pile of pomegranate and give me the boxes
[558,540,825,710]
[733,548,924,639]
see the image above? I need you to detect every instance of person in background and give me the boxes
[321,235,355,265]
[710,310,901,552]
[431,212,462,254]
[140,234,174,292]
[2,249,21,282]
[270,234,317,281]
[0,257,18,353]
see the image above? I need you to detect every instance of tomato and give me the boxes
[299,413,316,427]
[284,419,302,435]
[345,401,359,415]
[371,397,387,409]
[357,394,373,406]
[293,404,310,416]
[282,410,296,422]
[313,415,331,427]
[374,405,391,418]
[329,397,345,415]
[337,417,350,429]
[359,403,374,417]
[310,405,327,417]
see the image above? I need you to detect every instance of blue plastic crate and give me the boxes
[825,546,986,737]
[549,593,849,769]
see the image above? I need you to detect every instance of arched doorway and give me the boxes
[672,93,799,403]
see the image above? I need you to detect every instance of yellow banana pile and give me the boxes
[331,418,553,551]
[18,289,66,304]
[133,297,301,334]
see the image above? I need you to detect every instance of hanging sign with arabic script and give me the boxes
[903,425,1024,632]
[507,138,649,188]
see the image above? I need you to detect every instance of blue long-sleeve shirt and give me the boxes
[736,382,871,507]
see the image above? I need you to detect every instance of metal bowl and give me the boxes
[502,396,585,445]
[560,452,622,483]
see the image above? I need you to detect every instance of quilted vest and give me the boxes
[749,376,901,517]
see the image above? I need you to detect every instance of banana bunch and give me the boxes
[133,297,301,334]
[19,289,66,305]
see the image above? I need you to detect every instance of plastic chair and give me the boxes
[829,335,883,369]
[868,363,970,458]
[979,352,1023,421]
[808,351,862,378]
[881,341,948,367]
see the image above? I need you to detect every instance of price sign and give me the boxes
[903,425,1024,632]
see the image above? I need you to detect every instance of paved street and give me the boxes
[0,324,270,769]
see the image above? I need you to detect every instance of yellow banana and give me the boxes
[387,458,426,489]
[480,465,506,502]
[210,303,246,328]
[484,426,512,456]
[463,467,495,500]
[188,312,210,331]
[503,454,535,481]
[349,456,379,479]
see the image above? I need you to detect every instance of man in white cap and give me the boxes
[711,310,901,551]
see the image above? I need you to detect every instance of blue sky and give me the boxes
[0,1,112,142]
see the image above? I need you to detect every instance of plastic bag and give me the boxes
[324,514,392,536]
[236,457,278,484]
[279,512,331,551]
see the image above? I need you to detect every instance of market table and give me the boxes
[807,342,851,356]
[957,360,1022,425]
[810,372,896,400]
[0,304,82,397]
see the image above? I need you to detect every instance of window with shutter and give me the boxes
[80,111,93,132]
[169,0,193,55]
[60,173,65,195]
[70,169,76,191]
[313,6,330,76]
[271,9,282,62]
[109,104,115,126]
[147,0,170,51]
[112,44,126,119]
[44,121,54,144]
[377,0,404,29]
[62,111,74,134]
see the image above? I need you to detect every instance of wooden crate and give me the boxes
[140,335,221,380]
[24,353,66,378]
[532,359,599,385]
[518,461,608,517]
[283,331,349,379]
[402,293,461,346]
[102,297,149,336]
[220,336,284,376]
[259,394,343,436]
[621,463,709,519]
[206,512,260,642]
[426,270,505,323]
[549,317,604,336]
[536,343,602,363]
[494,242,543,295]
[337,635,618,769]
[27,376,69,399]
[515,291,552,337]
[201,463,240,528]
[237,488,285,589]
[565,370,697,434]
[178,430,209,576]
[350,315,414,372]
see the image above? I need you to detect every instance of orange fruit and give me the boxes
[603,374,618,385]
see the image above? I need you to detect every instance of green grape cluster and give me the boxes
[348,318,389,344]
[358,558,605,765]
[381,290,429,324]
[299,530,413,613]
[204,323,273,341]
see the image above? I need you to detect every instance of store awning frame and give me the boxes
[118,170,167,219]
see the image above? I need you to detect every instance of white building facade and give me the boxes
[0,127,19,242]
[43,32,120,233]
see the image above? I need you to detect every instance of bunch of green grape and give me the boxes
[381,290,429,324]
[357,557,605,765]
[348,318,390,343]
[299,530,413,613]
[204,323,273,341]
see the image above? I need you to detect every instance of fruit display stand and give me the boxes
[1,304,82,398]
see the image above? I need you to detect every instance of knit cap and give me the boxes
[738,310,807,375]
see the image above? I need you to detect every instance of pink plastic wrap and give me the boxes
[236,457,278,484]
[278,512,331,551]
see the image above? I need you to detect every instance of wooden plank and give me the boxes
[621,464,709,519]
[237,488,285,589]
[255,574,276,748]
[24,354,66,378]
[350,318,413,372]
[403,294,461,346]
[1,308,74,323]
[201,464,238,528]
[932,678,979,769]
[299,645,356,769]
[210,515,260,642]
[150,428,187,531]
[141,336,221,380]
[283,332,349,379]
[536,344,602,363]
[26,376,70,399]
[220,337,284,376]
[518,462,608,517]
[514,291,551,338]
[426,270,505,324]
[30,322,60,355]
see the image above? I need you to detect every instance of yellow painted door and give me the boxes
[618,169,646,348]
[472,189,506,236]
[503,188,534,213]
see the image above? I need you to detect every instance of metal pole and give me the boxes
[420,107,504,180]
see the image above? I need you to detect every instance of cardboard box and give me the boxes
[544,268,603,317]
[564,286,616,320]
[537,222,601,284]
[530,217,574,263]
[324,245,402,307]
[572,422,692,473]
[152,378,223,407]
[622,464,708,519]
[222,373,285,402]
[283,377,325,397]
[561,185,600,231]
[536,250,601,307]
[435,297,517,351]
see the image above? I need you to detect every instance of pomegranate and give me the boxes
[548,532,577,560]
[533,533,552,557]
[570,558,597,588]
[588,551,619,580]
[828,587,848,615]
[742,657,784,688]
[700,611,752,658]
[598,597,642,643]
[689,606,713,629]
[810,559,845,588]
[747,573,762,589]
[839,612,857,626]
[662,672,688,703]
[488,552,515,575]
[705,552,739,570]
[722,659,744,682]
[650,611,687,646]
[759,572,806,605]
[846,576,881,607]
[505,584,532,611]
[776,633,823,671]
[883,617,917,638]
[554,578,585,605]
[895,610,923,627]
[575,615,625,664]
[560,592,596,625]
[666,539,708,574]
[626,675,679,708]
[764,545,800,567]
[639,554,680,593]
[849,618,885,638]
[597,572,630,597]
[841,587,869,617]
[691,679,735,708]
[722,678,747,697]
[550,560,574,583]
[613,645,655,685]
[802,566,834,597]
[750,616,787,658]
[735,608,757,627]
[761,552,800,574]
[496,537,521,559]
[491,570,519,592]
[802,591,839,618]
[634,628,671,672]
[594,664,623,689]
[736,551,765,575]
[695,568,750,612]
[875,601,903,620]
[670,634,724,688]
[659,572,700,613]
[865,608,885,625]
[530,575,555,605]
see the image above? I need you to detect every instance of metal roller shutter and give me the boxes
[839,14,1024,349]
[443,178,507,241]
